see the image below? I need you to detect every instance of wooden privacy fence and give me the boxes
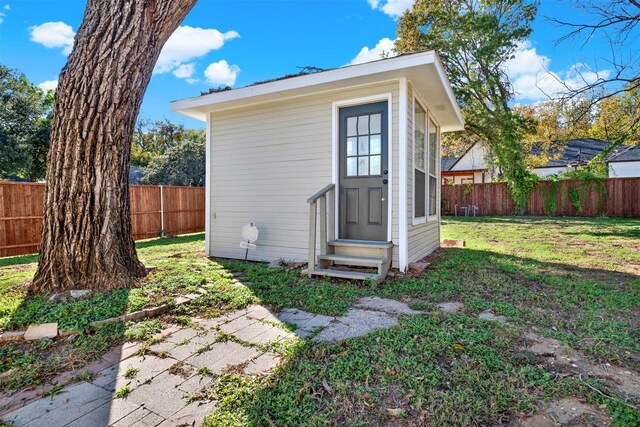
[441,178,640,218]
[0,183,205,257]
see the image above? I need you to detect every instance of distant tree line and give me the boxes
[0,64,205,186]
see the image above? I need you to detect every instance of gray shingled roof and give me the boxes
[533,138,611,168]
[441,156,459,171]
[608,144,640,162]
[440,138,625,171]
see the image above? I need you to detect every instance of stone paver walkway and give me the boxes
[279,296,421,342]
[2,304,295,427]
[2,296,505,426]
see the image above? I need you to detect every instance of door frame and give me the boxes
[332,93,393,242]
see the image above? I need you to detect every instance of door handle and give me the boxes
[382,179,388,184]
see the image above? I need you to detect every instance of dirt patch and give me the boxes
[517,397,611,426]
[524,333,640,399]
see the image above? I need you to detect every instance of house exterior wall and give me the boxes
[533,166,569,178]
[451,143,489,172]
[406,83,441,264]
[609,162,640,178]
[207,81,401,266]
[442,172,488,185]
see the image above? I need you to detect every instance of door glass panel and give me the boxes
[358,136,369,155]
[343,110,385,178]
[347,157,357,176]
[370,114,381,134]
[358,115,369,135]
[347,117,357,136]
[370,135,381,155]
[370,155,381,175]
[358,157,369,176]
[347,137,357,156]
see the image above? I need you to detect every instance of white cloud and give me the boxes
[350,37,396,65]
[38,79,58,91]
[173,62,195,79]
[204,60,240,86]
[367,0,413,18]
[155,26,239,74]
[0,4,8,24]
[29,21,75,55]
[505,40,610,102]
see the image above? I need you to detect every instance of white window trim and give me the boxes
[427,113,439,221]
[411,91,442,224]
[412,97,427,225]
[332,92,394,243]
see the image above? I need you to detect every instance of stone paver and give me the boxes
[110,407,164,427]
[23,323,58,341]
[219,315,260,335]
[312,309,399,342]
[65,396,142,427]
[2,382,111,426]
[478,310,508,324]
[437,301,465,314]
[186,340,260,371]
[2,298,419,426]
[244,352,281,375]
[354,296,421,315]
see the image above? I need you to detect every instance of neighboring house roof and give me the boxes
[172,50,465,132]
[532,138,611,168]
[129,166,143,184]
[608,144,640,162]
[441,157,459,171]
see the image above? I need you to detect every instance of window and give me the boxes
[413,98,440,221]
[346,113,382,176]
[461,177,474,185]
[428,118,438,216]
[413,104,426,219]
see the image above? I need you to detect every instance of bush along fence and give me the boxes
[0,182,205,257]
[441,177,640,217]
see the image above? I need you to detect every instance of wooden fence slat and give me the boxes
[0,182,205,257]
[441,178,640,218]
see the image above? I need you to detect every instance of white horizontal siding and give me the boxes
[208,82,400,264]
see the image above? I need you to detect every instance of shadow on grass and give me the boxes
[0,233,206,268]
[442,215,640,228]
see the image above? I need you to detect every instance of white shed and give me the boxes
[172,51,464,282]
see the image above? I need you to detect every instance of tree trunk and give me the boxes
[30,0,197,293]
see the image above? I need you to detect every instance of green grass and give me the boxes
[1,218,639,425]
[0,233,257,393]
[206,217,639,425]
[221,217,640,368]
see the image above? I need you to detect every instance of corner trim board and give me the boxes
[398,78,408,271]
[205,111,211,256]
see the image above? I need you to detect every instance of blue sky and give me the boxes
[0,0,616,129]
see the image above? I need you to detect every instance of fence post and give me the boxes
[160,185,165,237]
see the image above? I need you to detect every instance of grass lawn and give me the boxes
[0,233,256,393]
[0,217,638,425]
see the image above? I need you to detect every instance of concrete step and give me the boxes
[317,254,385,268]
[327,239,393,249]
[311,268,380,281]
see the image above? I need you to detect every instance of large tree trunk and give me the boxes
[30,0,197,293]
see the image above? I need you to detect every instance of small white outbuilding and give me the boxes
[172,51,464,282]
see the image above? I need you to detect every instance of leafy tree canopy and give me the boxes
[139,129,205,186]
[396,0,540,211]
[0,64,53,181]
[131,118,196,166]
